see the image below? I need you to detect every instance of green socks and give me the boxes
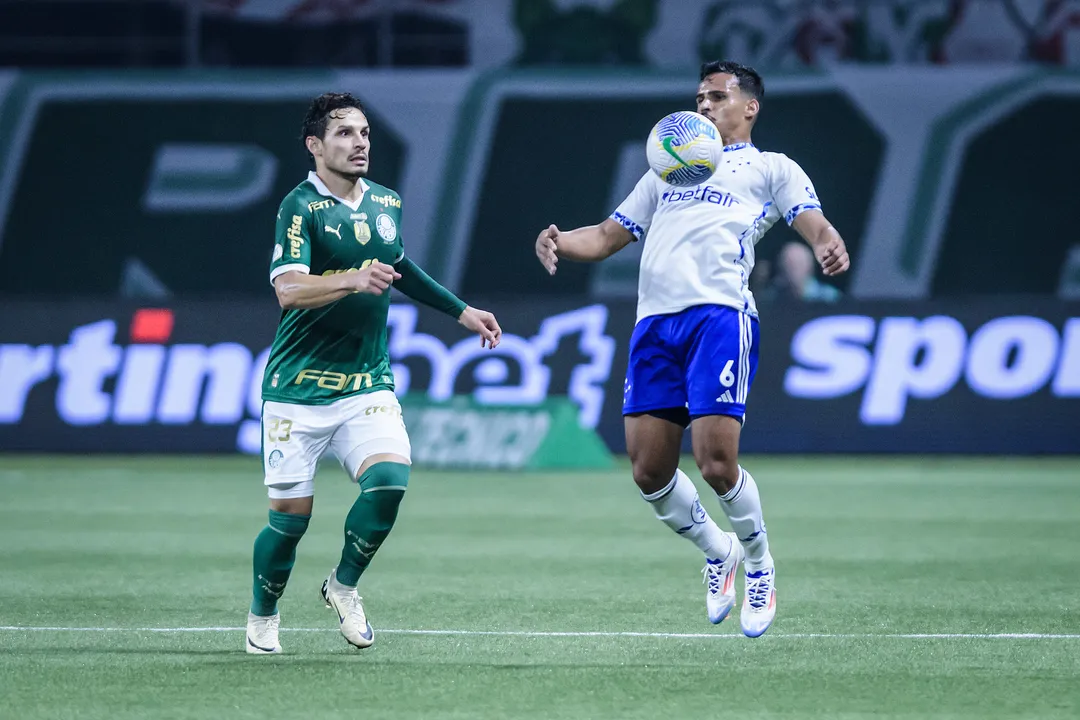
[335,462,410,587]
[250,510,310,616]
[248,462,408,614]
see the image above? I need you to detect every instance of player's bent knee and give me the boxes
[630,460,678,494]
[358,461,410,493]
[357,462,410,525]
[356,452,410,479]
[264,507,311,537]
[625,414,683,493]
[343,439,412,482]
[698,457,739,491]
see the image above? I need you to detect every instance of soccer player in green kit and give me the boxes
[246,93,502,654]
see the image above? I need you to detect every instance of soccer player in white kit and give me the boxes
[534,61,850,637]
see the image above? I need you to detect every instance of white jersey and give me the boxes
[611,143,821,322]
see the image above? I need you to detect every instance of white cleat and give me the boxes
[703,533,744,624]
[245,611,281,654]
[321,569,375,649]
[740,566,777,638]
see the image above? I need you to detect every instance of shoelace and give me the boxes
[701,562,726,595]
[261,614,280,637]
[344,592,368,625]
[745,572,773,610]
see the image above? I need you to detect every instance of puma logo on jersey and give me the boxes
[325,224,342,239]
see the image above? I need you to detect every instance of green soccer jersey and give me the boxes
[263,171,405,405]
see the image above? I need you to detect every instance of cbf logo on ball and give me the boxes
[646,111,723,187]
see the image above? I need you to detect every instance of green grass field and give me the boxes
[1,455,1078,719]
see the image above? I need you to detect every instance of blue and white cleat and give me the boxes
[703,533,744,624]
[245,611,281,654]
[740,566,777,638]
[321,569,375,649]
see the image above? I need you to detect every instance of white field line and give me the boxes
[0,626,1078,640]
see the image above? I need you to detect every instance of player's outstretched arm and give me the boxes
[273,264,401,310]
[535,218,634,275]
[792,210,851,276]
[393,256,502,349]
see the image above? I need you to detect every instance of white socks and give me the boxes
[717,465,773,572]
[642,469,733,561]
[642,466,774,572]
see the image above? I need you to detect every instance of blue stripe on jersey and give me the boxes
[784,202,822,225]
[723,142,756,152]
[736,202,772,311]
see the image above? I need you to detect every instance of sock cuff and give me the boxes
[641,469,682,503]
[268,510,311,537]
[358,461,411,491]
[718,466,747,503]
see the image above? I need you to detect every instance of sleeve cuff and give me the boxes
[269,263,310,286]
[784,203,822,225]
[611,211,645,241]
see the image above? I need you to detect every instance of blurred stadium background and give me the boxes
[1,1,1078,718]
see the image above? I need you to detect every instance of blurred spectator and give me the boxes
[513,0,657,65]
[759,241,841,303]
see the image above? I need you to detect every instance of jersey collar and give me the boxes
[723,142,756,152]
[307,171,370,211]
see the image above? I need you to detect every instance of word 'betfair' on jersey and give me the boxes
[287,215,304,258]
[294,368,374,392]
[371,194,401,208]
[660,185,740,207]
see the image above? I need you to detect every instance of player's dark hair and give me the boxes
[301,92,365,161]
[699,60,764,100]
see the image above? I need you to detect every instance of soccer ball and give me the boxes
[646,111,723,187]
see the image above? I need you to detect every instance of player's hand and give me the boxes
[535,224,560,276]
[815,236,850,276]
[458,306,502,349]
[350,261,401,295]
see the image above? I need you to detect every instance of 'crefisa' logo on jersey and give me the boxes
[371,194,401,209]
[287,215,305,258]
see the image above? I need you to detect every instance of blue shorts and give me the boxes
[622,304,760,423]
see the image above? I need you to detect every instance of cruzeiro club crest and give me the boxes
[376,213,397,243]
[691,497,707,524]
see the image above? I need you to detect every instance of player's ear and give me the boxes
[745,97,760,123]
[305,135,322,159]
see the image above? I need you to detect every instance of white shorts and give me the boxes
[261,390,411,499]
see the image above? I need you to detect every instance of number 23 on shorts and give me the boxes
[266,418,293,443]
